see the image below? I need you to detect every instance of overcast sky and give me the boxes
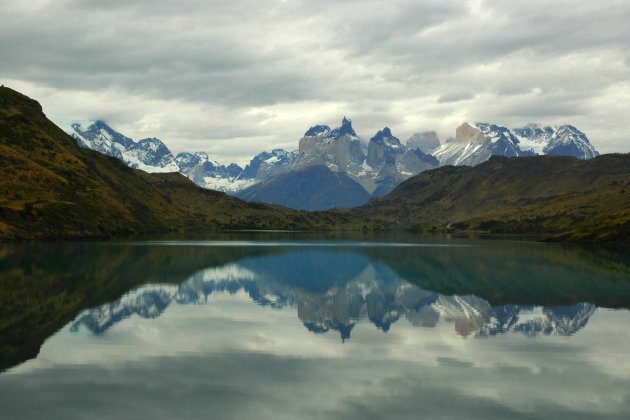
[1,0,629,165]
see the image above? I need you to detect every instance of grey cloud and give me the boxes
[0,9,320,106]
[1,0,629,161]
[437,92,474,103]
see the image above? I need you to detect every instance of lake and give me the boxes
[1,234,630,419]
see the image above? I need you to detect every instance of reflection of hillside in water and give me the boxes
[71,250,598,340]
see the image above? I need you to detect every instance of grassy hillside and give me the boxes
[0,87,371,239]
[356,154,630,241]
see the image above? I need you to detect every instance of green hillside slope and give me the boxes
[356,154,630,241]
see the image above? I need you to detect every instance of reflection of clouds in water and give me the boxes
[2,344,630,420]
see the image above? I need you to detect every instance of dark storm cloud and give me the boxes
[1,0,629,160]
[0,1,323,106]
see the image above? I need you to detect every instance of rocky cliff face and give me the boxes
[366,127,404,168]
[364,128,438,197]
[298,117,366,175]
[455,122,487,144]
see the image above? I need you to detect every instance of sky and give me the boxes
[1,0,629,165]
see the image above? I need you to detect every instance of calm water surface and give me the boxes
[1,234,630,419]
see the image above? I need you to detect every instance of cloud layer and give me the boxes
[1,0,629,164]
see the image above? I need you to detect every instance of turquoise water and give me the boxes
[1,236,629,419]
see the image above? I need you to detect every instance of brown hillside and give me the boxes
[356,154,630,241]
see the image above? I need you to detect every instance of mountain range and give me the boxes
[62,117,599,211]
[1,86,628,242]
[433,122,598,166]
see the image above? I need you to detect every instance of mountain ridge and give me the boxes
[61,116,600,211]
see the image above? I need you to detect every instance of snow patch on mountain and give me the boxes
[434,140,485,166]
[62,120,250,192]
[63,120,180,172]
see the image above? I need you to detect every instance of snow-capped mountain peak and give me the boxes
[370,127,403,149]
[69,120,135,150]
[304,125,331,137]
[475,122,521,146]
[62,120,253,190]
[435,121,598,166]
[64,120,179,173]
[174,152,201,168]
[194,151,209,161]
[238,149,299,181]
[513,124,598,159]
[329,116,358,139]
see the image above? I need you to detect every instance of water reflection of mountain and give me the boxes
[71,251,598,340]
[3,239,630,371]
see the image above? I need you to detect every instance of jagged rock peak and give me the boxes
[374,127,392,138]
[555,124,583,135]
[238,148,299,181]
[195,151,209,160]
[70,120,135,148]
[329,116,357,138]
[370,127,402,148]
